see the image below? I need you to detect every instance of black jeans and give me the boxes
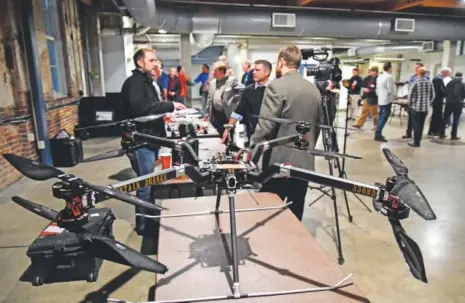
[411,110,428,145]
[406,108,413,137]
[428,102,443,135]
[260,177,309,221]
[440,103,463,138]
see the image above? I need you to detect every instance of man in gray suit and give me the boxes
[251,45,322,221]
[205,61,244,138]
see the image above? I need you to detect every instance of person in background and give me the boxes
[427,70,446,137]
[177,65,193,104]
[251,45,322,221]
[194,64,210,115]
[374,62,395,142]
[347,68,363,120]
[156,60,169,101]
[241,59,255,87]
[408,67,435,147]
[219,55,234,76]
[439,72,465,140]
[352,66,379,130]
[403,62,426,139]
[151,62,163,102]
[167,67,181,102]
[221,59,272,147]
[205,61,244,140]
[121,48,185,235]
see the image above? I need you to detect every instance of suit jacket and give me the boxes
[241,69,254,86]
[251,70,322,171]
[432,76,445,105]
[445,77,465,104]
[206,76,244,118]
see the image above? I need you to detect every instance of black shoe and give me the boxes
[375,136,388,142]
[439,135,447,139]
[451,137,460,141]
[402,135,412,139]
[135,222,146,236]
[408,142,420,147]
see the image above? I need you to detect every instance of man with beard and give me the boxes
[121,48,186,235]
[251,45,322,221]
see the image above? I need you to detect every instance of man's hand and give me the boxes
[221,129,230,144]
[173,102,186,110]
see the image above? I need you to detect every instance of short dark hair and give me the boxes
[177,65,182,73]
[133,48,153,68]
[278,45,302,69]
[383,62,392,72]
[254,60,272,73]
[202,64,210,70]
[353,68,359,72]
[416,62,424,67]
[456,72,463,77]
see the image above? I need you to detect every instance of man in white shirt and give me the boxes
[374,62,395,142]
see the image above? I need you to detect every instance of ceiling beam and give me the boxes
[422,0,465,9]
[392,0,425,11]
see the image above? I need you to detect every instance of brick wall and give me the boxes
[0,0,85,190]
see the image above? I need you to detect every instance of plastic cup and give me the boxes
[160,153,172,169]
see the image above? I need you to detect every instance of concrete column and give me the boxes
[226,44,248,80]
[84,12,105,96]
[442,40,456,72]
[180,34,193,107]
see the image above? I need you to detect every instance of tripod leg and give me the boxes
[214,187,222,214]
[227,192,241,297]
[328,161,344,265]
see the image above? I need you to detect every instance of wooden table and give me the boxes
[154,192,369,302]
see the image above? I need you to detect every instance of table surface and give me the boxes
[155,192,369,302]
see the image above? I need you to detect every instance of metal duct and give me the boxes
[335,43,423,57]
[123,1,465,41]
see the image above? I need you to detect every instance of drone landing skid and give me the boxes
[109,273,354,303]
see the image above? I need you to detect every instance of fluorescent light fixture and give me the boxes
[373,57,406,62]
[158,29,167,34]
[341,59,366,63]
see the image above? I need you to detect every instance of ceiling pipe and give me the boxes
[335,43,423,58]
[123,1,465,41]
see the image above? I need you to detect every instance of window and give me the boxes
[42,0,67,96]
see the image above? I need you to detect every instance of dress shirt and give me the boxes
[409,77,435,112]
[376,72,395,106]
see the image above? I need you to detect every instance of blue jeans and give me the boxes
[375,103,392,138]
[129,147,159,227]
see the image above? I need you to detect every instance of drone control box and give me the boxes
[26,207,115,286]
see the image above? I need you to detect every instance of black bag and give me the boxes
[26,208,115,286]
[50,129,84,167]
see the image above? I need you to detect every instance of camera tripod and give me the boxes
[307,90,370,265]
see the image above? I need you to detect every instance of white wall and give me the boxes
[101,34,134,93]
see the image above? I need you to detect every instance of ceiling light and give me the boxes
[158,29,167,34]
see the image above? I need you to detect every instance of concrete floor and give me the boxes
[1,112,465,303]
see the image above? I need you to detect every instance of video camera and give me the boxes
[301,48,342,90]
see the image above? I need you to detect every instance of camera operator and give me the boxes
[251,45,322,221]
[347,68,363,120]
[121,48,186,235]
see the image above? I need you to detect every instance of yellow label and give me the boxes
[351,185,377,198]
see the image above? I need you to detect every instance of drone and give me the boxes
[3,113,436,298]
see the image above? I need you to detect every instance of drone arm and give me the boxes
[250,134,300,164]
[269,163,380,199]
[133,132,177,149]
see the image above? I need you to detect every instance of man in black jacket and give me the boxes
[439,72,465,140]
[353,67,379,129]
[347,68,363,120]
[121,48,185,234]
[221,60,272,147]
[427,74,446,136]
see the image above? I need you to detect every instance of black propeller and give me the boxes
[81,149,127,163]
[252,115,356,131]
[382,148,436,221]
[3,153,165,212]
[389,218,427,283]
[11,196,168,274]
[74,113,166,132]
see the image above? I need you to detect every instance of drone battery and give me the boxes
[50,132,84,167]
[26,207,115,286]
[172,137,199,166]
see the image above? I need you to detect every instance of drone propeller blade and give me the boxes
[382,148,409,177]
[252,115,350,131]
[308,149,363,160]
[133,113,166,123]
[82,182,167,211]
[83,234,168,274]
[2,153,65,181]
[11,196,58,222]
[74,121,119,132]
[389,218,427,283]
[81,149,127,163]
[391,177,436,221]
